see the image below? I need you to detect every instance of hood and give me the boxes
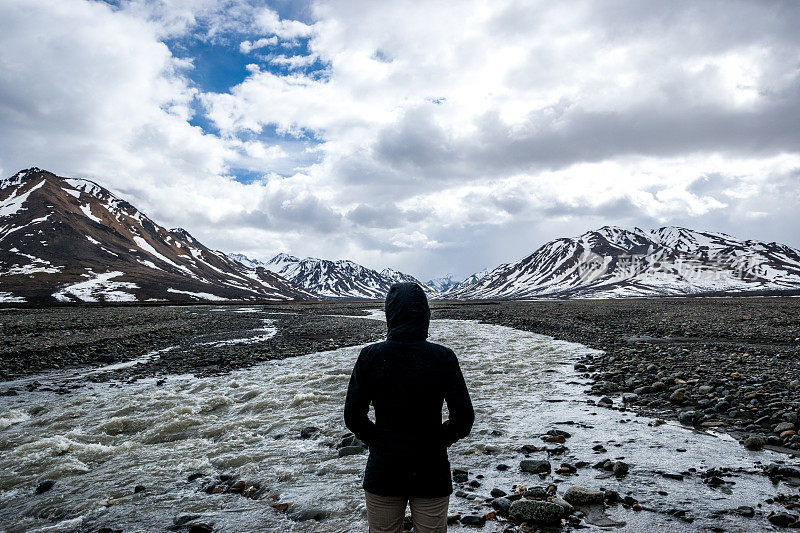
[385,282,430,342]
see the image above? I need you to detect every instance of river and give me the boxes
[0,309,794,531]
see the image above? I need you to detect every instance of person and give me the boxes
[344,282,474,533]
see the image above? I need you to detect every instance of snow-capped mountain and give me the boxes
[427,273,459,293]
[427,269,490,294]
[230,253,435,299]
[0,168,312,303]
[450,269,491,293]
[450,225,800,299]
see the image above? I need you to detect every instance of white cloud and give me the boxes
[0,0,799,281]
[255,7,314,39]
[240,36,278,53]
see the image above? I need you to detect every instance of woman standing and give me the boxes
[344,282,474,532]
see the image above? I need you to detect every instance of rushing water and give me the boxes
[0,309,797,532]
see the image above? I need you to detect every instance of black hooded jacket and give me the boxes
[344,283,474,497]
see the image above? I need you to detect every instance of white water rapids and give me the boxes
[0,309,796,532]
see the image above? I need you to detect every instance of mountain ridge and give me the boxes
[228,252,436,299]
[449,225,800,299]
[4,168,800,303]
[0,168,312,303]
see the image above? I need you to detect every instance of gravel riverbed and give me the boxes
[0,303,384,387]
[1,298,799,531]
[433,297,800,457]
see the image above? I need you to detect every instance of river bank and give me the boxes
[1,298,799,530]
[433,297,800,456]
[0,303,384,387]
[2,312,799,531]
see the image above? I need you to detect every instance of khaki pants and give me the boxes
[365,491,449,533]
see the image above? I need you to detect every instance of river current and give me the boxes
[0,309,795,532]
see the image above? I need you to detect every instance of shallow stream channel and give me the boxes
[1,309,797,532]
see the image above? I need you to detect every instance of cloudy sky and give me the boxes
[1,0,798,281]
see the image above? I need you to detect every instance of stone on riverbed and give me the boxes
[460,514,486,526]
[288,506,331,522]
[453,469,469,483]
[765,463,800,480]
[743,436,764,450]
[523,486,548,499]
[300,426,319,439]
[35,480,56,494]
[597,396,613,407]
[520,459,551,474]
[563,486,605,506]
[491,496,513,514]
[508,499,565,524]
[613,461,629,477]
[337,435,365,449]
[768,512,799,528]
[678,411,696,426]
[338,445,365,457]
[669,388,690,404]
[551,497,574,515]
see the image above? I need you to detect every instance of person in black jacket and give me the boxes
[344,282,474,533]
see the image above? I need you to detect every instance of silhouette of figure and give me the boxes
[345,282,474,532]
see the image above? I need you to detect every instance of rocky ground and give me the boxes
[2,297,799,530]
[433,297,800,456]
[0,302,384,388]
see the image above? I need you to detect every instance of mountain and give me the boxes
[0,168,312,303]
[427,269,490,294]
[427,273,458,293]
[230,253,436,299]
[449,225,800,299]
[450,268,491,292]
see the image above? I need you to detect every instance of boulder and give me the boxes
[288,506,331,522]
[300,426,319,439]
[508,499,564,525]
[520,460,551,474]
[669,388,689,403]
[338,445,365,457]
[35,480,56,494]
[563,486,605,506]
[743,436,764,450]
[613,461,629,477]
[460,515,486,527]
[678,411,696,426]
[551,497,574,515]
[768,512,798,528]
[490,496,512,514]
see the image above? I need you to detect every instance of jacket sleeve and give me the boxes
[441,350,474,446]
[344,347,379,445]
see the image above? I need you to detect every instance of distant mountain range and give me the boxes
[3,168,800,304]
[426,270,490,294]
[448,226,800,299]
[0,168,311,303]
[228,252,435,299]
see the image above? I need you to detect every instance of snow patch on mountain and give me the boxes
[166,288,228,301]
[0,291,25,303]
[0,179,45,218]
[53,271,139,303]
[427,273,458,293]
